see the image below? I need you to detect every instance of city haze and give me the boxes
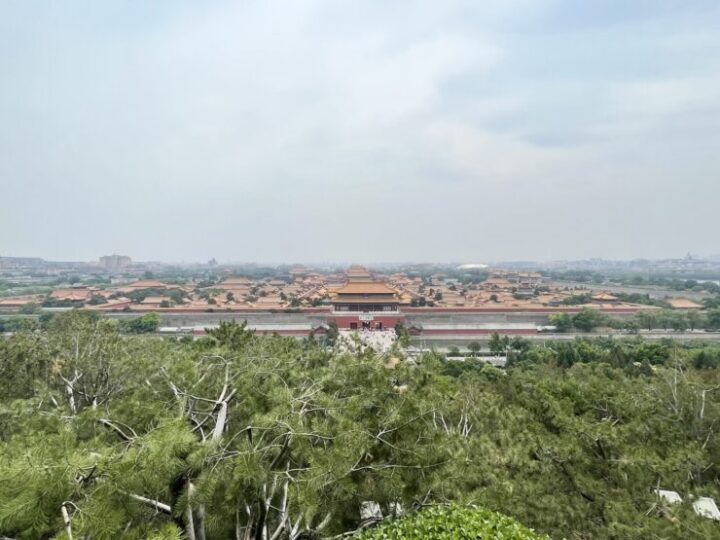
[2,1,719,262]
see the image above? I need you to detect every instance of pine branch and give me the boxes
[126,492,172,514]
[98,418,137,441]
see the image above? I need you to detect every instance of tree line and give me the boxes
[550,307,720,333]
[0,313,719,538]
[545,270,720,294]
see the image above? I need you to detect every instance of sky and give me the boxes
[1,0,719,264]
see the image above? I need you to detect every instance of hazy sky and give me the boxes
[1,1,719,263]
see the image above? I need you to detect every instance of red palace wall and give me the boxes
[329,314,406,330]
[420,328,537,335]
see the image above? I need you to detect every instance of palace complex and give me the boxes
[0,264,680,342]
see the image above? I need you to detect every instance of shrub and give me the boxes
[356,504,549,540]
[120,312,161,334]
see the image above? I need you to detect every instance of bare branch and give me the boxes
[61,503,73,540]
[97,418,137,441]
[126,492,172,514]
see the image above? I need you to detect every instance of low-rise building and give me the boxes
[666,297,703,309]
[49,288,94,302]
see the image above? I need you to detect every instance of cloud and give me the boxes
[0,1,719,262]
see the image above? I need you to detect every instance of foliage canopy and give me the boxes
[0,313,719,539]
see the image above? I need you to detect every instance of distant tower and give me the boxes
[99,254,132,273]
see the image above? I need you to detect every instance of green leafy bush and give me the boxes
[356,505,550,540]
[119,312,161,333]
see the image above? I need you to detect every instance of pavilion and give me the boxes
[345,265,375,283]
[330,280,405,330]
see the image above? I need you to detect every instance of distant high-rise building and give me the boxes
[0,256,45,269]
[99,254,132,272]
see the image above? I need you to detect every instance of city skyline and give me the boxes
[2,251,720,268]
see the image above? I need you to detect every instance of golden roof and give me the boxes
[334,282,397,295]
